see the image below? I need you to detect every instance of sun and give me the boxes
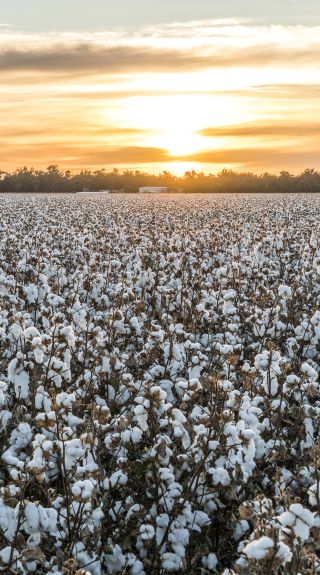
[113,93,241,158]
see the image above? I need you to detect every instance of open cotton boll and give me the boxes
[24,502,40,533]
[0,381,7,404]
[278,503,315,541]
[139,524,155,541]
[8,358,30,400]
[72,479,95,500]
[278,284,292,298]
[60,325,76,347]
[301,362,318,382]
[23,326,40,339]
[202,553,218,571]
[209,467,231,486]
[243,536,274,560]
[47,293,65,306]
[308,483,320,507]
[161,552,182,572]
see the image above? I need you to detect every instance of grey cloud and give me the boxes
[0,42,319,76]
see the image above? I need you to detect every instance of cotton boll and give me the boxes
[0,381,7,404]
[278,285,292,298]
[24,502,40,533]
[139,524,155,541]
[309,483,320,507]
[8,358,30,400]
[202,553,218,571]
[243,536,274,560]
[278,503,315,541]
[209,467,231,486]
[161,552,182,572]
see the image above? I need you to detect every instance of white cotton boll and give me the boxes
[243,536,274,560]
[223,301,236,315]
[0,502,18,541]
[47,293,65,306]
[130,560,145,575]
[10,422,32,448]
[168,526,189,557]
[25,502,40,533]
[192,510,210,530]
[233,520,250,541]
[313,257,320,274]
[23,326,40,339]
[72,479,95,500]
[104,470,128,490]
[202,553,218,571]
[23,284,38,304]
[56,392,76,408]
[162,552,182,571]
[38,506,58,535]
[209,467,231,486]
[126,554,145,575]
[121,427,143,444]
[139,524,155,541]
[0,547,22,570]
[311,310,320,325]
[156,513,170,528]
[105,544,126,573]
[130,316,142,336]
[278,504,315,541]
[8,358,30,400]
[278,285,292,298]
[67,413,83,428]
[33,347,44,364]
[62,438,85,469]
[254,352,269,371]
[0,381,7,404]
[263,372,279,396]
[159,468,174,483]
[60,325,76,346]
[309,483,320,507]
[275,542,292,564]
[301,362,318,382]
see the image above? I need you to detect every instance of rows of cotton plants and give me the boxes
[0,192,320,575]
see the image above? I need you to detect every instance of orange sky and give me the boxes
[1,20,320,174]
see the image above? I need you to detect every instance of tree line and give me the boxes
[1,165,320,193]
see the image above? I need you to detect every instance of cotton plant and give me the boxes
[0,193,320,573]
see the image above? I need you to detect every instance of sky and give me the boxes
[1,0,320,174]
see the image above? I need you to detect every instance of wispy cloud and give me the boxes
[182,148,320,169]
[0,22,320,75]
[200,122,320,138]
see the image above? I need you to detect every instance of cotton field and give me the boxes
[0,192,320,575]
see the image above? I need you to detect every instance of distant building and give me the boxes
[98,189,111,193]
[139,187,167,193]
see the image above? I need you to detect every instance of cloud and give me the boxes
[0,43,319,75]
[0,22,320,76]
[0,143,170,165]
[0,44,211,74]
[181,147,320,168]
[1,140,319,172]
[200,122,320,138]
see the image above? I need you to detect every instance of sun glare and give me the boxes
[107,93,242,158]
